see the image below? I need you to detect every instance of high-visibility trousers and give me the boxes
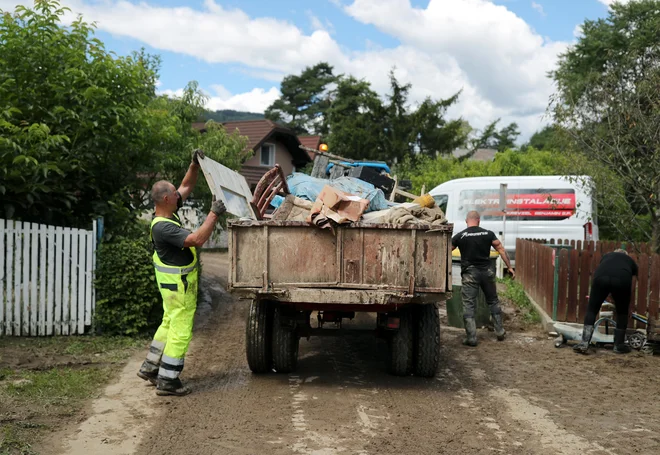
[145,267,199,381]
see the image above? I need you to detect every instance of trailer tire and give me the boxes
[414,303,441,378]
[272,306,299,373]
[246,299,273,374]
[389,308,414,376]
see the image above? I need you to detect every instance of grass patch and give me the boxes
[499,277,542,325]
[0,336,145,455]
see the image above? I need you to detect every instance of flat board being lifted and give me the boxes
[198,156,256,220]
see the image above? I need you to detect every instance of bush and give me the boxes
[95,230,162,336]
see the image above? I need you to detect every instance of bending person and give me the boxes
[574,249,638,355]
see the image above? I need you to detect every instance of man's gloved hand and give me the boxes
[211,198,226,216]
[192,149,205,165]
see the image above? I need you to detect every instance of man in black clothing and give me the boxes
[574,249,638,355]
[452,211,515,346]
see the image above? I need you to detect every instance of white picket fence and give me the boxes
[0,219,97,336]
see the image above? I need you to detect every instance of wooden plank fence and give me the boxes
[0,219,97,336]
[516,238,660,326]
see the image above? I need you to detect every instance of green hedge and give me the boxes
[95,234,162,336]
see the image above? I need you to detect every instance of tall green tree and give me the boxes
[522,125,564,152]
[470,119,520,152]
[0,1,247,231]
[550,0,660,251]
[325,76,385,160]
[265,62,336,135]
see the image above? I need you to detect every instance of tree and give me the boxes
[325,76,385,160]
[470,119,520,152]
[522,125,564,152]
[550,0,660,251]
[411,93,467,157]
[494,122,520,152]
[0,1,247,231]
[265,62,336,135]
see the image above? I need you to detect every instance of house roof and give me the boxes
[452,148,498,162]
[192,119,312,166]
[298,135,323,160]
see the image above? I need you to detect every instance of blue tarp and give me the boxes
[326,161,391,175]
[284,172,391,212]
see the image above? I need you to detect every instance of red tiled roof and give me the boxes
[192,119,311,165]
[298,135,322,159]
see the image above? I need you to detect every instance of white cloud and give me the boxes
[1,0,579,140]
[598,0,633,6]
[160,84,279,113]
[531,2,546,17]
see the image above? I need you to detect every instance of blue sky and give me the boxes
[0,0,619,139]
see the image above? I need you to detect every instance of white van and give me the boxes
[429,175,598,259]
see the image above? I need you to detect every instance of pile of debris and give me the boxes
[255,166,447,234]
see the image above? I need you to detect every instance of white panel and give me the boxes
[54,226,63,335]
[22,223,30,335]
[46,226,55,336]
[88,221,96,326]
[0,219,5,336]
[77,231,86,334]
[39,224,47,336]
[14,222,22,336]
[5,220,13,335]
[30,223,38,336]
[198,156,256,219]
[69,228,78,334]
[62,228,71,335]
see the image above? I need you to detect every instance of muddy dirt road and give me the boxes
[57,252,660,455]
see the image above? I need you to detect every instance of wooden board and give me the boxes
[198,156,256,219]
[567,249,579,322]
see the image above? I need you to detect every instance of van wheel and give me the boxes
[389,308,414,376]
[246,300,273,374]
[414,303,441,378]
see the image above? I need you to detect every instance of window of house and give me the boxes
[260,143,275,167]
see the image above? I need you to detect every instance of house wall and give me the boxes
[243,139,295,176]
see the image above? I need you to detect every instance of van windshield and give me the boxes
[458,188,576,221]
[432,194,448,214]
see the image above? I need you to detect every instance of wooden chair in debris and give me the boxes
[251,164,290,220]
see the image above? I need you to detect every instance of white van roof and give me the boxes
[429,175,593,194]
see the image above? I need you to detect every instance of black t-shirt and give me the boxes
[151,215,194,266]
[593,252,638,282]
[452,226,497,271]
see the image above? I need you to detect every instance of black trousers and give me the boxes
[584,275,632,330]
[461,266,501,319]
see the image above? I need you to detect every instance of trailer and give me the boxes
[227,219,453,377]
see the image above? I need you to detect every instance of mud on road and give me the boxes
[57,252,660,455]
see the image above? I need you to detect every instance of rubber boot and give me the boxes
[613,329,631,354]
[573,325,594,354]
[492,313,506,341]
[463,318,478,347]
[137,360,158,386]
[156,377,192,397]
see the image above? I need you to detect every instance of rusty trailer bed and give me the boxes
[227,219,453,306]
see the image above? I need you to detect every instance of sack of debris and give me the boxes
[286,172,390,213]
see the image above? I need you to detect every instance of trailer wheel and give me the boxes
[272,305,299,373]
[389,307,414,376]
[246,299,273,374]
[414,303,441,378]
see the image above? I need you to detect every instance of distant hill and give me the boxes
[201,109,265,123]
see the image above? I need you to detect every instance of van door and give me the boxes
[455,186,518,255]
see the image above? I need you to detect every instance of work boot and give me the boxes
[573,325,595,354]
[492,313,506,341]
[137,360,158,386]
[156,377,192,397]
[463,318,478,347]
[613,329,631,354]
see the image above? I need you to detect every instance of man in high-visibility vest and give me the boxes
[137,149,226,396]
